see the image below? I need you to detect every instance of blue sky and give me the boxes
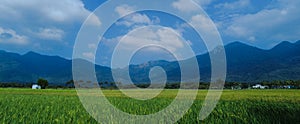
[0,0,299,66]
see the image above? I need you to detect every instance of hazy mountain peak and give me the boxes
[23,51,41,56]
[224,41,263,54]
[227,41,246,46]
[272,41,294,50]
[295,40,300,45]
[277,41,292,45]
[225,41,257,49]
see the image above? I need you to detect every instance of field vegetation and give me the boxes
[0,88,299,123]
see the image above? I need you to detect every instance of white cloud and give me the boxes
[104,27,191,55]
[85,14,102,26]
[224,0,300,44]
[103,26,196,68]
[196,0,215,6]
[0,27,28,45]
[172,0,199,12]
[35,28,64,41]
[248,36,256,42]
[115,4,135,17]
[88,43,97,49]
[189,14,218,36]
[0,0,101,26]
[172,0,214,12]
[0,0,101,47]
[116,14,152,27]
[191,14,213,30]
[82,52,95,59]
[115,4,159,27]
[215,0,250,10]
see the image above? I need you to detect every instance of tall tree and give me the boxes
[65,80,74,88]
[37,78,48,89]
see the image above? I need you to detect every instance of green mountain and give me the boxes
[128,40,300,83]
[0,40,300,85]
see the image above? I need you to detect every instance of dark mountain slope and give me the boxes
[0,41,300,84]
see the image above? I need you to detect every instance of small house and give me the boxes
[32,84,41,89]
[283,85,291,89]
[252,84,268,89]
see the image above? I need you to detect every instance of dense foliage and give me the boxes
[37,78,48,89]
[1,80,300,89]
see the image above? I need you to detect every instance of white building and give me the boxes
[252,84,269,89]
[32,84,41,89]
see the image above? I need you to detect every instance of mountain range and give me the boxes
[0,40,300,85]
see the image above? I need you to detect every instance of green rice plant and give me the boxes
[0,88,299,123]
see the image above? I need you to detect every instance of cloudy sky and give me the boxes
[0,0,299,66]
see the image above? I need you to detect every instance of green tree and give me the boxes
[65,80,74,88]
[285,80,293,85]
[37,78,48,89]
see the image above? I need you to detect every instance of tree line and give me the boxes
[1,79,300,89]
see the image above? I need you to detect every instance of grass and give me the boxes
[0,88,299,123]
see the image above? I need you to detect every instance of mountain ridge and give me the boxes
[0,40,300,84]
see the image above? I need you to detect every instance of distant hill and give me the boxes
[127,40,300,83]
[0,50,112,85]
[223,41,300,82]
[0,40,300,85]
